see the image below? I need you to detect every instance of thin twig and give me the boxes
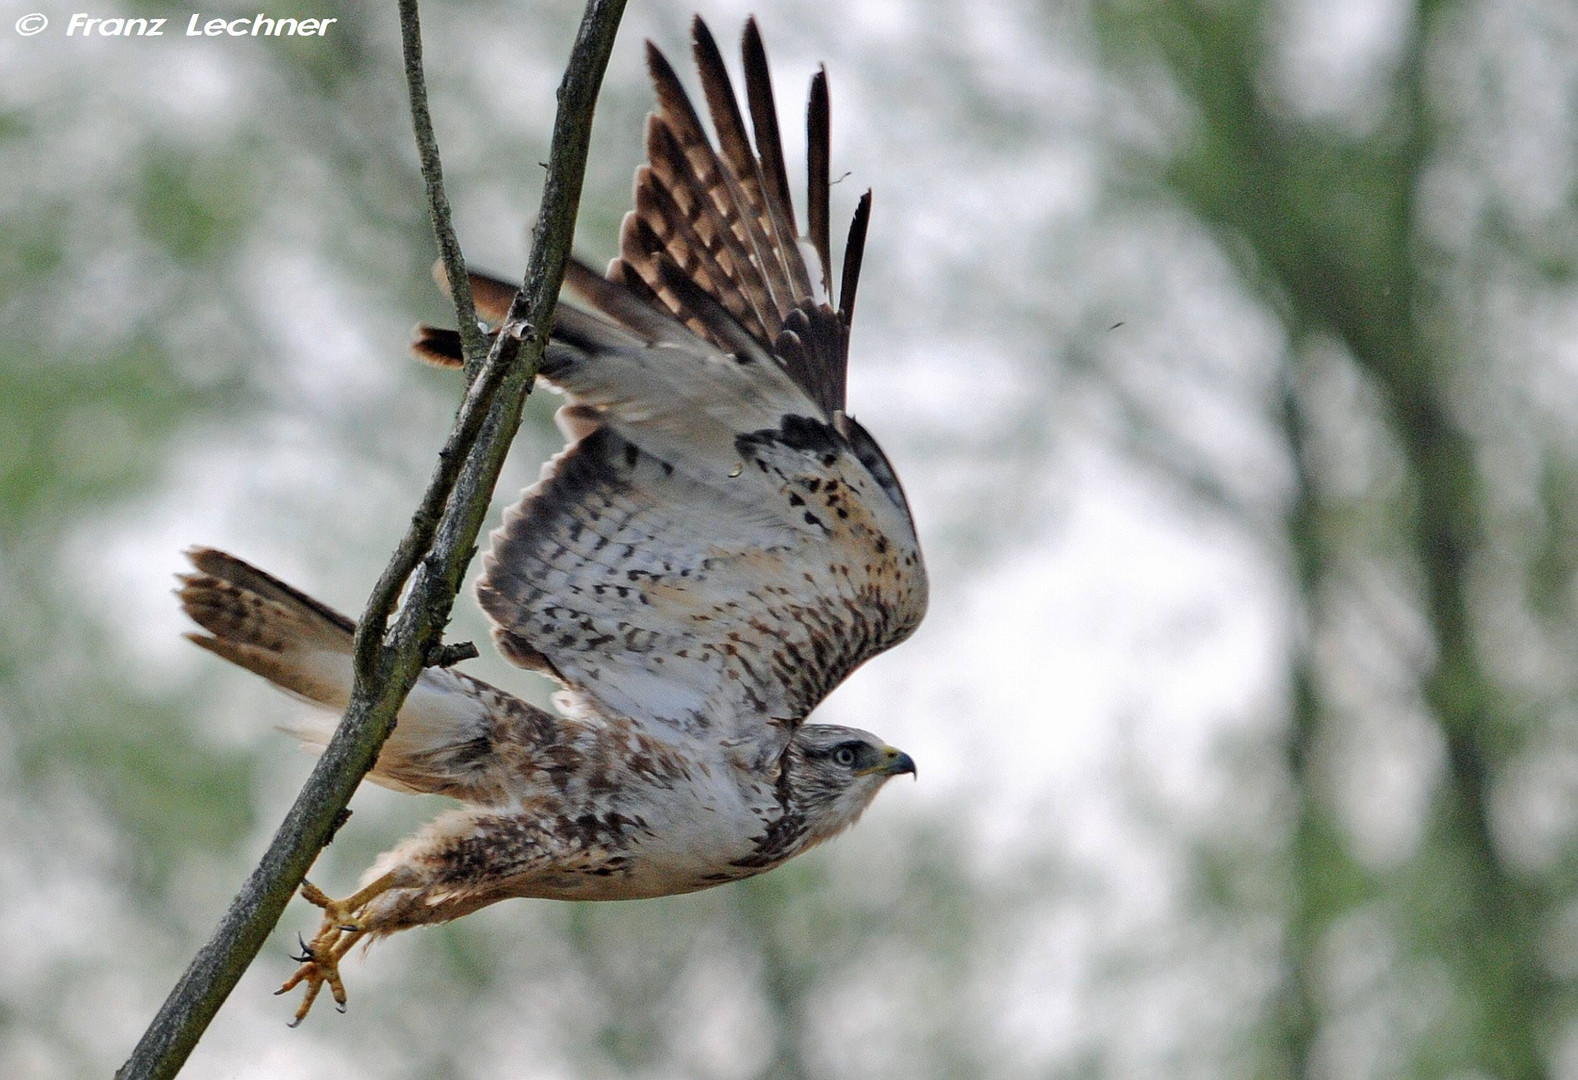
[115,2,627,1077]
[398,0,487,378]
[350,335,514,684]
[350,0,507,681]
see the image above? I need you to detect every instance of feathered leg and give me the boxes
[273,807,595,1022]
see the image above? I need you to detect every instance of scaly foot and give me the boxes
[276,872,400,1025]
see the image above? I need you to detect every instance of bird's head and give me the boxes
[785,724,916,847]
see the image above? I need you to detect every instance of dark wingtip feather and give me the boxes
[691,14,806,310]
[645,36,675,86]
[839,190,872,327]
[807,67,831,298]
[688,19,751,184]
[645,36,701,135]
[688,15,730,115]
[742,18,795,227]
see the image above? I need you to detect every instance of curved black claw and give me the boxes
[290,932,313,964]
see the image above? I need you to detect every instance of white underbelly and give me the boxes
[511,771,780,901]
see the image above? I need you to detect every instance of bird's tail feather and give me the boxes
[179,546,359,712]
[177,548,502,798]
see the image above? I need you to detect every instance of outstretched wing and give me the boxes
[426,18,925,765]
[620,17,868,416]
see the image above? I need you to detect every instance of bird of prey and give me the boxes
[178,16,926,1024]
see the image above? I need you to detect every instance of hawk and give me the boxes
[178,16,926,1024]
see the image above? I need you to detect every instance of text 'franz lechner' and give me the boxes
[66,13,338,36]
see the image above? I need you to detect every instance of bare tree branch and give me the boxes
[116,2,627,1077]
[398,0,486,376]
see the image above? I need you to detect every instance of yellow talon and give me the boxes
[277,872,401,1024]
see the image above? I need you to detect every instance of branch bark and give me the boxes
[116,2,627,1077]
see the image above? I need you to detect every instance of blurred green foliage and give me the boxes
[1098,0,1578,1076]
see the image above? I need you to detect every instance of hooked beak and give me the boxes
[863,745,916,780]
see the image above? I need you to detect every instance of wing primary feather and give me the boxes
[632,171,761,333]
[643,47,778,339]
[741,18,814,301]
[562,256,697,346]
[742,18,794,225]
[625,214,719,343]
[838,190,872,327]
[607,257,669,314]
[645,39,711,147]
[689,17,797,317]
[641,120,768,332]
[807,67,832,299]
[651,254,776,367]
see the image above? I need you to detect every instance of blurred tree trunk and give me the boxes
[1100,0,1554,1075]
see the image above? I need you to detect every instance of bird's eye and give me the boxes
[833,745,859,768]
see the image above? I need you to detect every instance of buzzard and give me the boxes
[178,16,926,1024]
